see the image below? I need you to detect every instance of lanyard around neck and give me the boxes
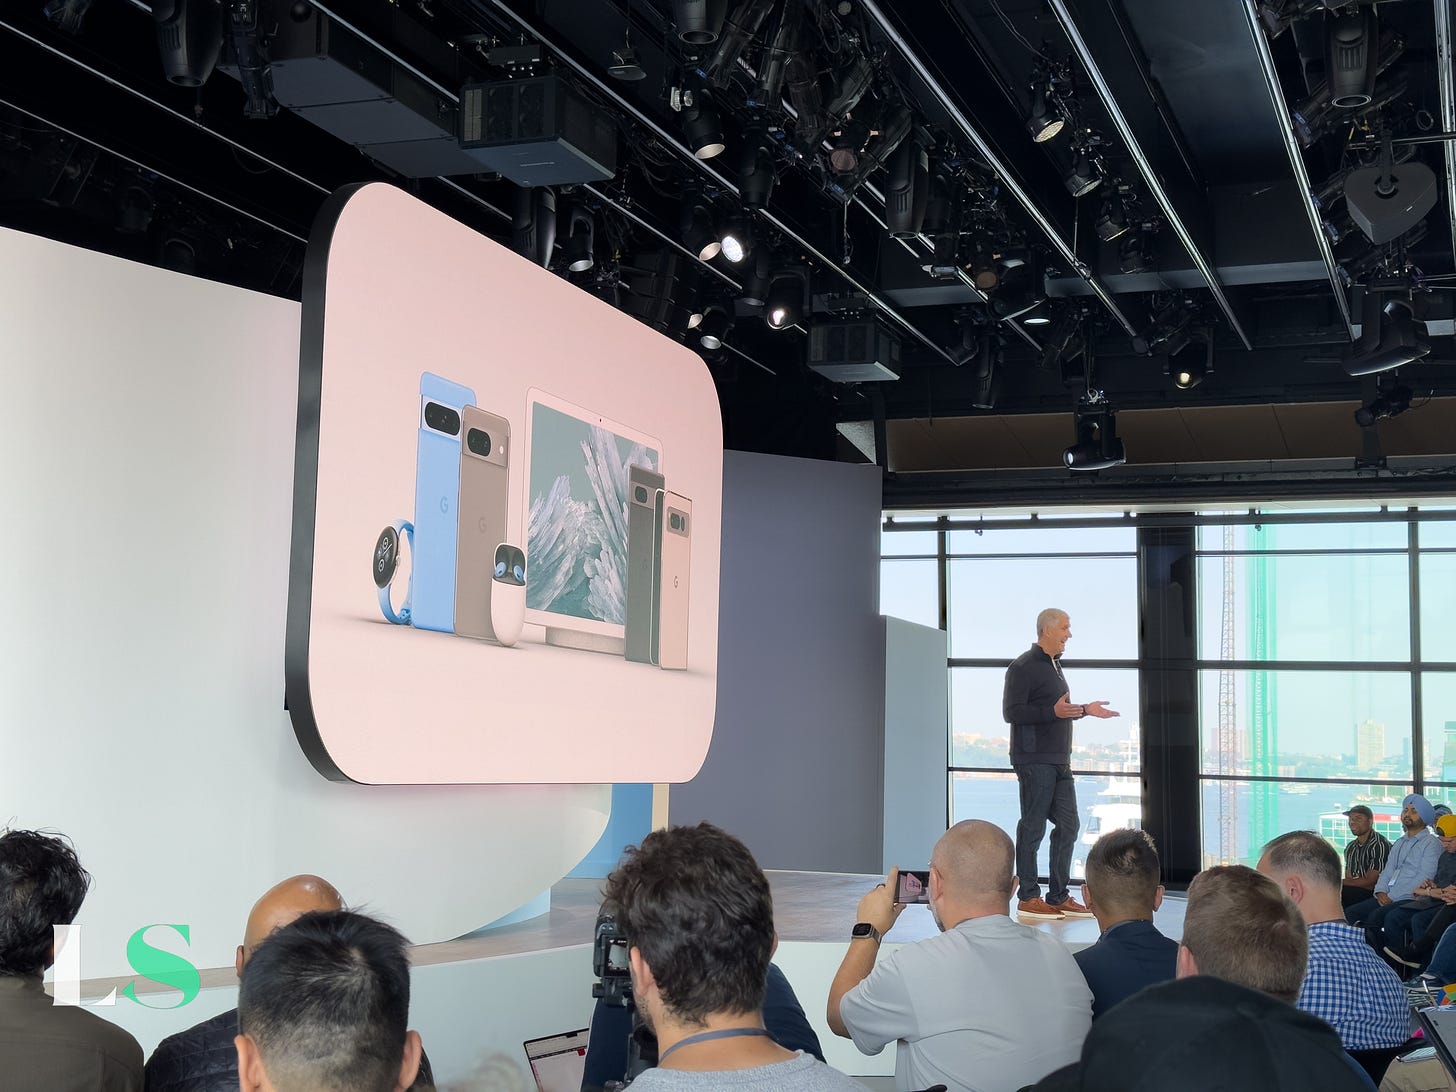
[658,1027,770,1064]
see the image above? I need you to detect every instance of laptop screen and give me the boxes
[524,1028,590,1092]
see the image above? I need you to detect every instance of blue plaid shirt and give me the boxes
[1298,920,1410,1050]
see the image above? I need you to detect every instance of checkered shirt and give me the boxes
[1297,920,1411,1051]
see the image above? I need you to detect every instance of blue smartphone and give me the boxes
[412,372,476,633]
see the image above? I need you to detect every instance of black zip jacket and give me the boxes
[1003,643,1073,766]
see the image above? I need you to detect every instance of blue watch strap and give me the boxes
[376,520,414,625]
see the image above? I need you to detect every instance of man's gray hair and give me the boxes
[1036,608,1068,637]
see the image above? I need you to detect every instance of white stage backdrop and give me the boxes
[0,225,609,998]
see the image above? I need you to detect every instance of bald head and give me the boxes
[931,820,1015,904]
[242,875,343,960]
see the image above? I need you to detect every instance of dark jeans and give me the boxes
[1364,900,1434,950]
[1342,884,1377,911]
[1014,762,1078,904]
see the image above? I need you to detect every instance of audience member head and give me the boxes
[236,874,344,979]
[1343,804,1372,839]
[603,822,775,1031]
[1403,793,1435,832]
[927,819,1016,930]
[236,909,421,1092]
[1027,976,1374,1092]
[0,829,91,977]
[1179,865,1306,1003]
[1081,829,1164,927]
[1257,831,1342,925]
[1437,814,1456,844]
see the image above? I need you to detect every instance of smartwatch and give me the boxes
[372,520,414,625]
[850,922,882,943]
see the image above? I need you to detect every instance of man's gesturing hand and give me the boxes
[1054,693,1079,719]
[1083,701,1120,719]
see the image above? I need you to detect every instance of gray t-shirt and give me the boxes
[626,1052,864,1090]
[839,914,1093,1092]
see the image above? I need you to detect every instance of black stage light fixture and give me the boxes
[512,185,556,268]
[1063,404,1126,471]
[1354,381,1414,427]
[1174,359,1206,389]
[738,130,776,209]
[754,0,799,106]
[987,258,1046,323]
[1118,230,1151,274]
[1063,148,1101,198]
[1343,298,1431,376]
[609,42,647,81]
[1023,307,1052,327]
[706,0,776,86]
[764,271,805,330]
[681,88,725,159]
[697,304,732,350]
[681,202,722,261]
[154,0,225,87]
[1327,8,1377,109]
[968,244,998,292]
[885,130,929,239]
[719,217,752,264]
[741,251,772,307]
[672,0,728,45]
[1026,71,1065,143]
[1096,190,1130,241]
[565,205,595,273]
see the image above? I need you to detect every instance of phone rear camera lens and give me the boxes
[634,486,648,503]
[670,513,684,531]
[467,428,491,456]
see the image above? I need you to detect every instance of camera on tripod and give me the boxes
[592,908,634,1008]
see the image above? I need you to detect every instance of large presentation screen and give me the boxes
[286,183,722,784]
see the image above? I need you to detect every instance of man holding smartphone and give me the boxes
[1004,608,1118,920]
[827,821,1093,1092]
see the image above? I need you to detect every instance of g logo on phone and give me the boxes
[439,496,450,514]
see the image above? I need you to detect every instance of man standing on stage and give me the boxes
[1004,608,1119,920]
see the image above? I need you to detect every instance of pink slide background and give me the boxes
[299,183,722,783]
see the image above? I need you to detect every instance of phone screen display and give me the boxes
[896,870,931,904]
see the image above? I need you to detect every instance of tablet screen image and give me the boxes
[524,391,660,650]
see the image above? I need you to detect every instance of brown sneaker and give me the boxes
[1052,896,1096,919]
[1016,897,1066,920]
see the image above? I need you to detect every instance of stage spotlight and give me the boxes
[681,202,722,261]
[1174,359,1206,389]
[672,0,728,45]
[968,244,998,292]
[1327,8,1376,109]
[719,217,752,263]
[681,89,725,159]
[608,42,647,81]
[765,273,804,330]
[1354,382,1414,427]
[1342,298,1431,376]
[739,130,776,209]
[1063,404,1126,471]
[1118,230,1150,274]
[153,0,225,87]
[1026,72,1064,143]
[1024,310,1051,327]
[564,205,595,273]
[1096,191,1129,241]
[741,251,772,307]
[885,130,929,239]
[512,185,556,268]
[697,305,732,350]
[687,307,705,329]
[1063,149,1101,198]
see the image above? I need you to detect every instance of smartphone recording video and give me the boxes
[896,869,931,904]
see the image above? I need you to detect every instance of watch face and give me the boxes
[851,923,875,938]
[372,526,399,589]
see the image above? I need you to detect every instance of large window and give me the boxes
[883,509,1456,884]
[884,521,1141,883]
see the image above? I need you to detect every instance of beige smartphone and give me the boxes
[652,490,691,671]
[455,406,512,640]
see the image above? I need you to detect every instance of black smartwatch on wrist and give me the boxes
[851,922,882,943]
